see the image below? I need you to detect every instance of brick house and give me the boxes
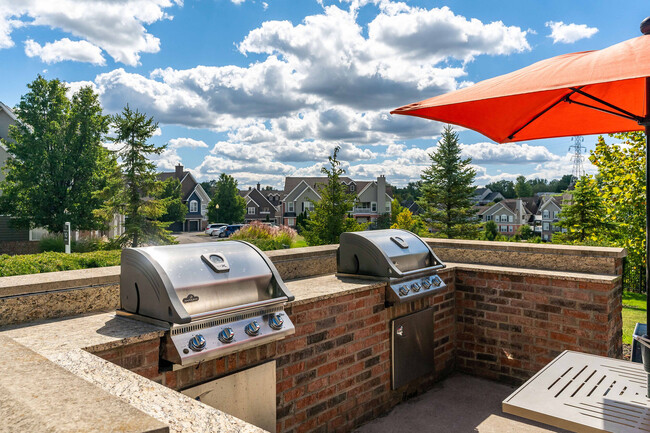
[158,164,210,232]
[280,175,392,228]
[240,183,284,224]
[533,196,563,241]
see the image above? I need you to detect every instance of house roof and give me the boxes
[157,168,205,202]
[0,101,17,123]
[484,191,503,202]
[283,176,392,198]
[474,187,487,196]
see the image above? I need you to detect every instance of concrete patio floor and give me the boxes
[355,374,570,433]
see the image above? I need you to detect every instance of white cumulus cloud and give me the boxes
[168,137,208,149]
[24,38,105,65]
[545,21,598,44]
[1,0,181,65]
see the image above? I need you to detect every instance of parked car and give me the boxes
[220,224,243,238]
[210,226,228,237]
[205,223,227,236]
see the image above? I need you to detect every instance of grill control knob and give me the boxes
[269,314,284,330]
[188,334,206,352]
[410,283,421,292]
[432,276,442,287]
[245,321,261,336]
[218,327,234,343]
[398,286,409,296]
[421,280,431,290]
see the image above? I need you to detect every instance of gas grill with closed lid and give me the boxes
[117,241,295,366]
[337,229,446,304]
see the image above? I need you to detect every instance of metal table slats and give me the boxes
[503,351,650,433]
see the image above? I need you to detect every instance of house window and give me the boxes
[553,211,559,219]
[349,184,356,192]
[501,214,507,221]
[189,200,198,213]
[486,215,492,221]
[248,207,256,215]
[303,201,314,212]
[371,202,377,212]
[287,202,294,213]
[508,215,513,223]
[385,202,390,212]
[509,225,513,232]
[500,225,507,232]
[262,207,269,213]
[287,218,296,226]
[543,222,549,231]
[543,210,549,219]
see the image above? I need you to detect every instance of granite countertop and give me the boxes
[0,273,382,433]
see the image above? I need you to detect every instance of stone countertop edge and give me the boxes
[425,238,627,258]
[446,262,621,283]
[0,265,121,297]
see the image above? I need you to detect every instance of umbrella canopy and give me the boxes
[391,35,650,143]
[391,23,650,383]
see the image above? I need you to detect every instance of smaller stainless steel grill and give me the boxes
[337,229,446,303]
[118,241,295,366]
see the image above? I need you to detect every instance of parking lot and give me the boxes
[173,231,222,244]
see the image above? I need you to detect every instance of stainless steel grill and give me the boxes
[117,241,295,366]
[336,229,446,303]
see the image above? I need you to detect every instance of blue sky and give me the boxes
[0,0,647,188]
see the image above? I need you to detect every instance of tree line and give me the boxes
[0,76,185,247]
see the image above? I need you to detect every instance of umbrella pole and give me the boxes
[644,82,650,396]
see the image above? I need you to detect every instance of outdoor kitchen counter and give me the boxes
[0,273,388,433]
[0,312,267,433]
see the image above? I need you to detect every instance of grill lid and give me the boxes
[337,229,444,279]
[120,241,294,324]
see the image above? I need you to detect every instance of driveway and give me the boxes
[173,232,222,244]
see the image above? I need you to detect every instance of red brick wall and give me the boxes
[455,269,623,385]
[93,269,455,433]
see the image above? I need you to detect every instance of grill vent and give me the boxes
[170,308,283,336]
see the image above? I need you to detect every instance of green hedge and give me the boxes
[0,250,121,277]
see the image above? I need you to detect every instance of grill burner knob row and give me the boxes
[398,286,409,296]
[269,314,284,330]
[410,283,421,293]
[245,321,261,336]
[218,327,235,343]
[188,334,206,352]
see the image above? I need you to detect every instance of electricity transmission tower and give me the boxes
[569,136,586,186]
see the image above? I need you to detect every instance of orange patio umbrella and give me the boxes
[392,17,650,378]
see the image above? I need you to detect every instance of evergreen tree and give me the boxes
[0,77,113,232]
[302,147,364,245]
[556,175,614,242]
[514,175,533,197]
[418,125,479,238]
[207,174,246,224]
[157,177,187,225]
[98,105,173,247]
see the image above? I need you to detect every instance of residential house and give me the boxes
[401,199,423,216]
[480,198,540,236]
[472,187,505,205]
[281,175,392,227]
[534,196,563,241]
[158,164,210,232]
[240,183,284,224]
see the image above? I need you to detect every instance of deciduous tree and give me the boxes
[157,177,187,225]
[514,175,533,198]
[418,125,479,238]
[0,76,113,232]
[207,174,246,224]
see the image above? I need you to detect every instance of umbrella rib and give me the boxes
[568,87,644,122]
[565,98,641,122]
[507,89,578,140]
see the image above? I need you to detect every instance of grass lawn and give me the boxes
[622,291,647,345]
[291,235,308,248]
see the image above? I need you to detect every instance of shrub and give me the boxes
[230,221,297,251]
[0,250,121,277]
[39,234,65,252]
[39,234,121,253]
